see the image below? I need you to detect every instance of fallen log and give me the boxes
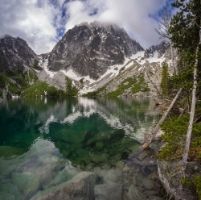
[142,88,182,149]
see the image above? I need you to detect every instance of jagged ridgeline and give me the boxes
[0,22,171,98]
[48,21,143,79]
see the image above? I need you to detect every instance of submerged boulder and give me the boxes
[53,129,87,144]
[33,172,96,200]
[86,130,125,146]
[0,191,15,200]
[127,184,146,200]
[12,171,40,198]
[94,182,122,200]
[49,165,80,186]
[0,182,22,200]
[0,146,25,159]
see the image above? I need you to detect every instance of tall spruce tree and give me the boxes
[169,0,201,106]
[169,0,201,196]
[160,61,169,97]
[170,0,200,51]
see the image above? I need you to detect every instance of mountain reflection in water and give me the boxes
[0,97,161,200]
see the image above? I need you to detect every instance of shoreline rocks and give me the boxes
[32,172,96,200]
[0,136,168,200]
[158,158,201,200]
[29,141,166,200]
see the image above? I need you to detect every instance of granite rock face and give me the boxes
[144,41,170,59]
[0,35,38,73]
[48,21,143,79]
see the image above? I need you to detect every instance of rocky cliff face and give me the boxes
[0,35,39,98]
[144,41,170,59]
[80,40,171,97]
[0,35,38,74]
[48,22,143,80]
[0,24,172,98]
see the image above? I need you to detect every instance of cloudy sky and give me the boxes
[0,0,175,55]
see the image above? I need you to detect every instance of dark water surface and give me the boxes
[0,97,161,200]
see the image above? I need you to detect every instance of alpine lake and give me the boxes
[0,96,166,200]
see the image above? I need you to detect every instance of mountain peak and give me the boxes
[0,35,37,73]
[48,21,143,80]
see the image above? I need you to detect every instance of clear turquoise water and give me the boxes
[0,97,161,200]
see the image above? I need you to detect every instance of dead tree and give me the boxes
[142,88,182,149]
[155,8,178,75]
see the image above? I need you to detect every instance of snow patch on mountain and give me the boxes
[97,57,133,81]
[78,49,169,95]
[60,69,80,81]
[78,55,143,95]
[79,86,94,95]
[38,56,56,78]
[36,39,171,97]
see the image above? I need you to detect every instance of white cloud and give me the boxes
[0,0,171,54]
[0,0,65,54]
[65,0,168,48]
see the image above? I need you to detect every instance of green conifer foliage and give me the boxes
[66,77,78,96]
[161,0,201,197]
[168,0,201,97]
[160,61,169,97]
[170,0,200,52]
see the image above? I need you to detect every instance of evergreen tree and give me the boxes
[160,61,169,97]
[168,0,201,197]
[170,0,200,52]
[168,0,201,98]
[66,77,78,96]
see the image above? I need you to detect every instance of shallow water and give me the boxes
[0,97,161,200]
